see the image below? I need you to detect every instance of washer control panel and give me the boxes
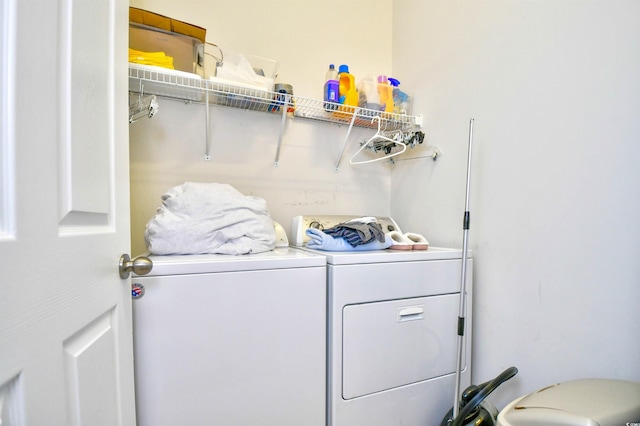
[291,215,401,246]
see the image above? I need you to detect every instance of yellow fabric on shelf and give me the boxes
[128,48,175,70]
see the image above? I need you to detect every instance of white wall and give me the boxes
[392,0,640,409]
[129,0,396,255]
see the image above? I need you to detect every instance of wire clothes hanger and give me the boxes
[349,116,407,165]
[129,93,159,123]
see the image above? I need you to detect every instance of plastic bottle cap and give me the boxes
[338,64,349,74]
[377,75,388,83]
[388,77,400,87]
[329,64,335,69]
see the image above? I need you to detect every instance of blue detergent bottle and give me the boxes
[324,64,339,111]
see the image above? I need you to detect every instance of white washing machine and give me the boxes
[292,215,473,426]
[131,247,327,426]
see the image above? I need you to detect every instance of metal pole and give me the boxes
[452,118,474,419]
[204,89,211,161]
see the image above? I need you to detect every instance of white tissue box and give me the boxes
[206,51,277,111]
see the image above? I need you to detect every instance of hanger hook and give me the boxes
[371,116,382,132]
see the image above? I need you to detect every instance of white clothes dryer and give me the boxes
[131,247,326,426]
[292,215,473,426]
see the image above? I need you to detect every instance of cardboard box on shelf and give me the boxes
[129,23,201,73]
[129,7,206,74]
[129,7,205,43]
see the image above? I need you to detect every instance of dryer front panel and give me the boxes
[342,294,459,399]
[327,257,472,426]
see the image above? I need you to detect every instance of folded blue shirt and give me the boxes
[305,228,393,251]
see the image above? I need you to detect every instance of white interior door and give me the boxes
[0,0,135,424]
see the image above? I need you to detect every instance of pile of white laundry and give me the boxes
[145,182,276,255]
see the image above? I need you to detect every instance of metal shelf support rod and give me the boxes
[273,94,290,167]
[334,108,359,171]
[204,89,211,160]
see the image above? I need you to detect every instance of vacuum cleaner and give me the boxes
[440,119,519,426]
[440,366,518,426]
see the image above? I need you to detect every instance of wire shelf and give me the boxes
[128,64,204,101]
[128,65,421,129]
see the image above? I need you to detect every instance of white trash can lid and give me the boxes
[496,378,640,426]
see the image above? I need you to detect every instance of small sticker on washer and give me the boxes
[131,283,145,299]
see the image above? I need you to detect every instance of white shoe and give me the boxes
[404,232,429,250]
[387,231,413,250]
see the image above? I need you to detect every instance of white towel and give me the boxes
[144,182,276,255]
